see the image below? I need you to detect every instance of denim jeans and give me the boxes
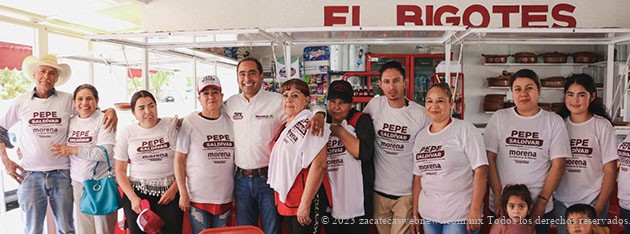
[620,207,630,234]
[554,197,609,234]
[423,219,480,234]
[234,172,281,234]
[17,170,74,234]
[189,206,230,234]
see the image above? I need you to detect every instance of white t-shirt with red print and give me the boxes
[114,117,178,179]
[617,136,630,209]
[363,96,430,196]
[0,91,73,171]
[327,120,364,219]
[176,112,234,204]
[484,108,571,213]
[267,109,331,203]
[67,111,116,182]
[555,115,618,207]
[413,119,488,223]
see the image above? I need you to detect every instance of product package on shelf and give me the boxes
[304,74,328,107]
[275,56,301,81]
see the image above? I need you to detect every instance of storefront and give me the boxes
[1,0,630,233]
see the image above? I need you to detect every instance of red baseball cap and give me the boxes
[136,200,164,233]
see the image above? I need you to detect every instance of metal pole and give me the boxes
[142,38,150,91]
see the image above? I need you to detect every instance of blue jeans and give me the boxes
[554,197,609,234]
[18,170,74,234]
[234,172,281,234]
[423,219,480,234]
[189,206,230,234]
[620,207,630,234]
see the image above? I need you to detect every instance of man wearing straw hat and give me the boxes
[0,54,117,234]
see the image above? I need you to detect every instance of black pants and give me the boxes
[283,187,328,234]
[324,214,369,234]
[121,190,183,234]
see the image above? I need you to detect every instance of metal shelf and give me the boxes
[483,63,595,66]
[487,86,603,90]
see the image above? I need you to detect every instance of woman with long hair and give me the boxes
[554,74,617,234]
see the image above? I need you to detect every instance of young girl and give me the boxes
[489,184,535,234]
[555,73,617,234]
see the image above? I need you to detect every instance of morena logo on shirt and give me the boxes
[506,130,543,147]
[232,112,243,120]
[565,159,587,173]
[255,114,273,119]
[284,119,309,143]
[29,111,62,125]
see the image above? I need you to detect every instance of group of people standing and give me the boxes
[0,54,628,234]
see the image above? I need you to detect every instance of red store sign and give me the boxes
[325,4,576,28]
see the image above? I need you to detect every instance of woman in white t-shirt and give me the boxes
[484,69,571,234]
[268,79,331,234]
[174,75,235,233]
[410,83,488,234]
[114,90,182,234]
[554,74,617,234]
[51,84,117,234]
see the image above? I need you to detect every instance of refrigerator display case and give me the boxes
[366,53,447,105]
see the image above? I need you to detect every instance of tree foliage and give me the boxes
[0,68,33,100]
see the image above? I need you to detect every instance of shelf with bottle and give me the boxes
[483,62,598,66]
[338,71,380,105]
[486,85,604,90]
[304,73,328,106]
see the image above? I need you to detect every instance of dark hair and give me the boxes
[557,73,611,122]
[237,58,263,73]
[130,90,157,113]
[73,84,99,100]
[379,61,406,80]
[566,204,597,220]
[502,184,532,217]
[510,69,541,90]
[427,83,453,102]
[280,79,310,97]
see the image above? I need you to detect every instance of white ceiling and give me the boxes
[0,0,144,33]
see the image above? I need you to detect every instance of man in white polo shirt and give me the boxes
[363,61,430,234]
[224,58,325,234]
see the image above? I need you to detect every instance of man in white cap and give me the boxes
[0,54,117,234]
[224,58,326,234]
[174,75,235,233]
